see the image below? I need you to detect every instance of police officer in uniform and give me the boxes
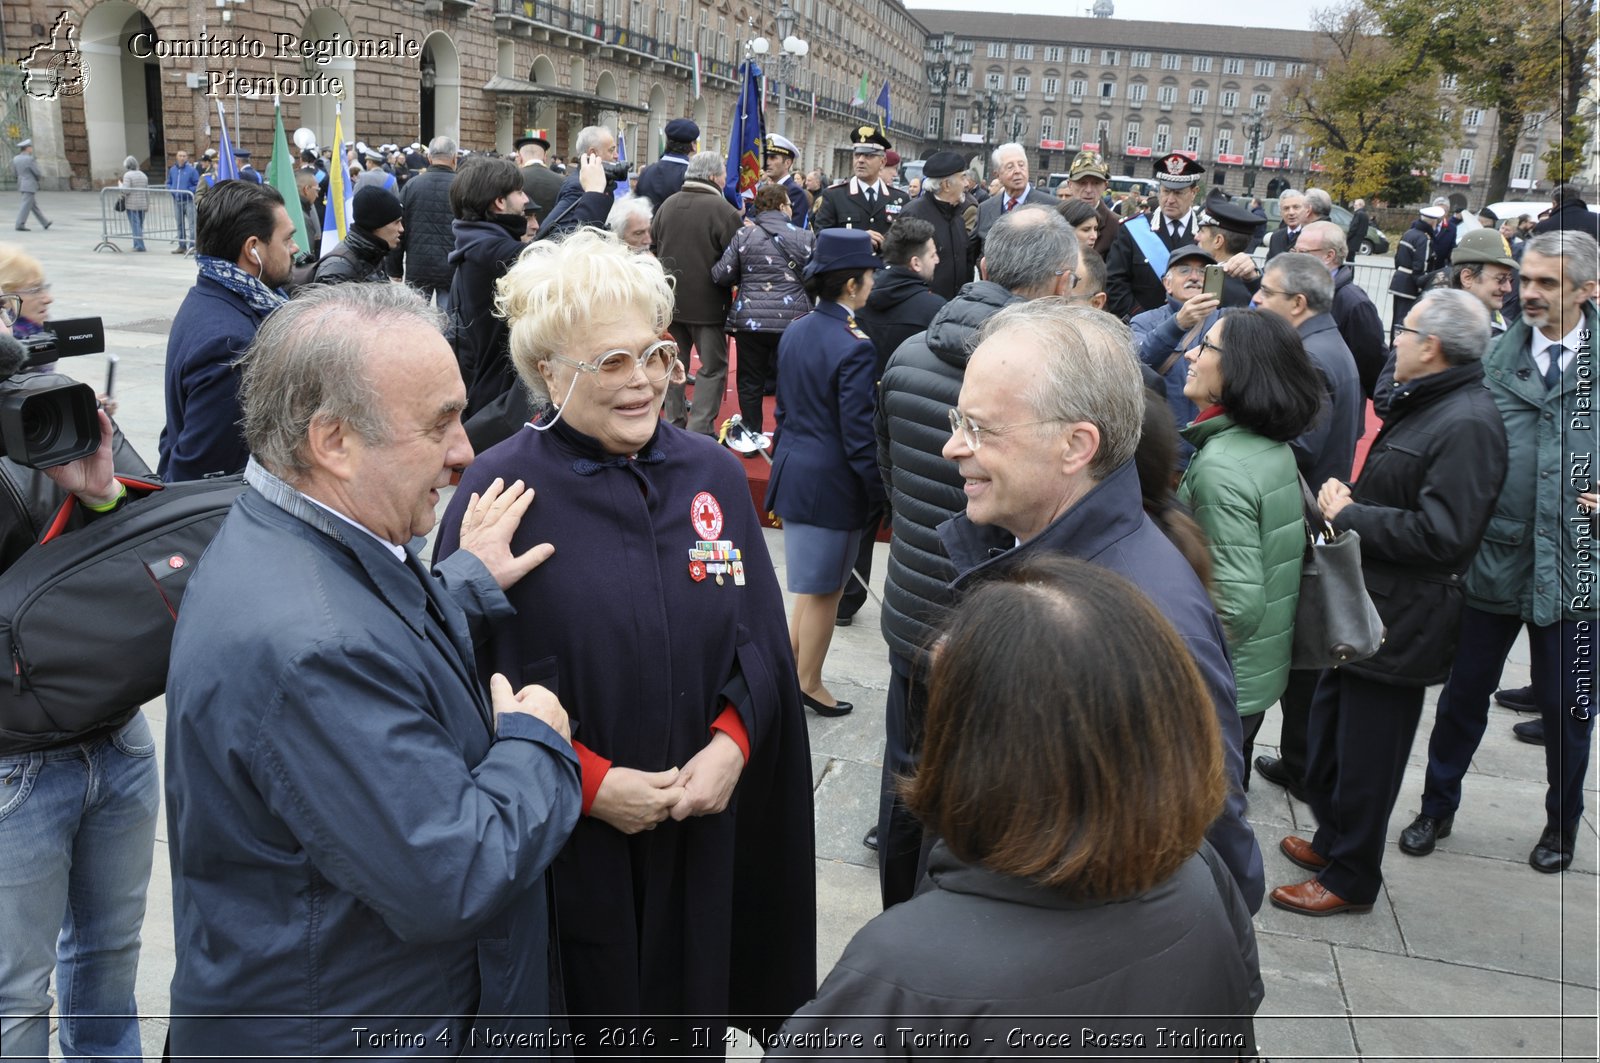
[1105,151,1207,319]
[634,118,699,208]
[1194,196,1266,307]
[763,133,811,228]
[811,126,908,250]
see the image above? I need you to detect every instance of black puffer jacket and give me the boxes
[395,164,456,289]
[875,280,1020,665]
[1333,360,1508,687]
[311,226,393,286]
[447,215,528,416]
[710,211,814,333]
[854,266,945,378]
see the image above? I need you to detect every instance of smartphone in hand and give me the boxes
[1202,264,1225,300]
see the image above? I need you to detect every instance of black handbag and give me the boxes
[113,195,126,212]
[1290,475,1384,670]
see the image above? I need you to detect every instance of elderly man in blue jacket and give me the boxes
[165,283,581,1059]
[936,299,1266,913]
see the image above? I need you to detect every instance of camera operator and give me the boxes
[0,330,160,1059]
[1,244,119,415]
[535,125,622,240]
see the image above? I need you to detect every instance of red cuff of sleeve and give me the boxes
[710,702,750,762]
[573,741,612,816]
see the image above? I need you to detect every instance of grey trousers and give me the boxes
[15,192,48,229]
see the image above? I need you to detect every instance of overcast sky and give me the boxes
[906,0,1322,33]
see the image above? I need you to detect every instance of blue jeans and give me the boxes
[174,200,193,251]
[127,210,145,251]
[0,712,160,1061]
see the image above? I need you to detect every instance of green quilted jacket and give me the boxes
[1179,412,1306,716]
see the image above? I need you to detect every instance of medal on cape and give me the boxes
[689,540,741,587]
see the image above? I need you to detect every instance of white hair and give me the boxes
[991,142,1027,170]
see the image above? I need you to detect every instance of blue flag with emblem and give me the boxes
[876,80,891,134]
[213,99,241,182]
[724,59,765,210]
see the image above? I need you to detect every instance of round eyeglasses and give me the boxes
[547,339,680,390]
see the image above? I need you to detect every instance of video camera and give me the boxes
[603,160,631,185]
[0,318,109,469]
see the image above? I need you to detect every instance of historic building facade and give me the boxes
[1,0,931,188]
[917,10,1572,205]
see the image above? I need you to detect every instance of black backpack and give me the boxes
[0,474,245,752]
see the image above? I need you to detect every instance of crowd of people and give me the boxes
[0,114,1595,1060]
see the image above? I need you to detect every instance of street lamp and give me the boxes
[923,31,956,146]
[1007,104,1029,144]
[1242,106,1271,196]
[766,2,808,139]
[981,86,1004,155]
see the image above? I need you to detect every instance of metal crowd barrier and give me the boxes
[95,185,196,254]
[1252,249,1397,331]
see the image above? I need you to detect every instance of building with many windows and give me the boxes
[1,0,931,189]
[916,9,1571,205]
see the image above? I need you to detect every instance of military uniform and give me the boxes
[1105,152,1207,320]
[812,126,907,238]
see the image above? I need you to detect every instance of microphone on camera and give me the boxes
[0,331,27,382]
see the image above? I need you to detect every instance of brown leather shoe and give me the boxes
[1270,878,1373,916]
[1279,835,1329,872]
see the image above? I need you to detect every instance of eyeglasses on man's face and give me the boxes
[947,406,1061,451]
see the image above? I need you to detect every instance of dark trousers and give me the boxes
[1240,710,1267,787]
[1420,607,1595,835]
[837,506,882,620]
[877,654,927,908]
[1304,670,1426,904]
[1272,668,1321,782]
[733,330,780,436]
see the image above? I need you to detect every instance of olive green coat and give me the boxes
[1465,304,1599,626]
[1179,413,1306,716]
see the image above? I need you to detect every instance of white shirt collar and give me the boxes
[851,176,885,196]
[1530,319,1588,368]
[304,495,407,560]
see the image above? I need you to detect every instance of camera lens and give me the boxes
[21,397,63,452]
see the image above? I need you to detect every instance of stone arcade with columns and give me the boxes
[2,0,931,189]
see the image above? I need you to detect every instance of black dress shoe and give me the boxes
[13,227,28,231]
[41,220,50,230]
[834,614,853,627]
[1530,826,1575,873]
[1399,812,1453,856]
[1513,718,1546,745]
[801,691,852,717]
[1254,754,1308,802]
[1495,684,1537,712]
[863,826,879,851]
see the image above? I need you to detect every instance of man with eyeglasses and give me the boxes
[1293,220,1388,399]
[935,299,1264,914]
[1129,244,1222,447]
[870,206,1079,906]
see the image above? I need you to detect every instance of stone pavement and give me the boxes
[7,191,1597,1060]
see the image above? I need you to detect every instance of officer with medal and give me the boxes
[811,126,909,249]
[763,133,812,228]
[1105,151,1207,320]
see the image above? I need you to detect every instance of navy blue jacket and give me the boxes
[634,153,689,207]
[158,275,273,481]
[1293,312,1363,491]
[939,461,1265,913]
[540,173,618,239]
[766,301,886,529]
[448,217,526,416]
[166,470,580,1059]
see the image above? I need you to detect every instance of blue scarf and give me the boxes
[196,254,287,317]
